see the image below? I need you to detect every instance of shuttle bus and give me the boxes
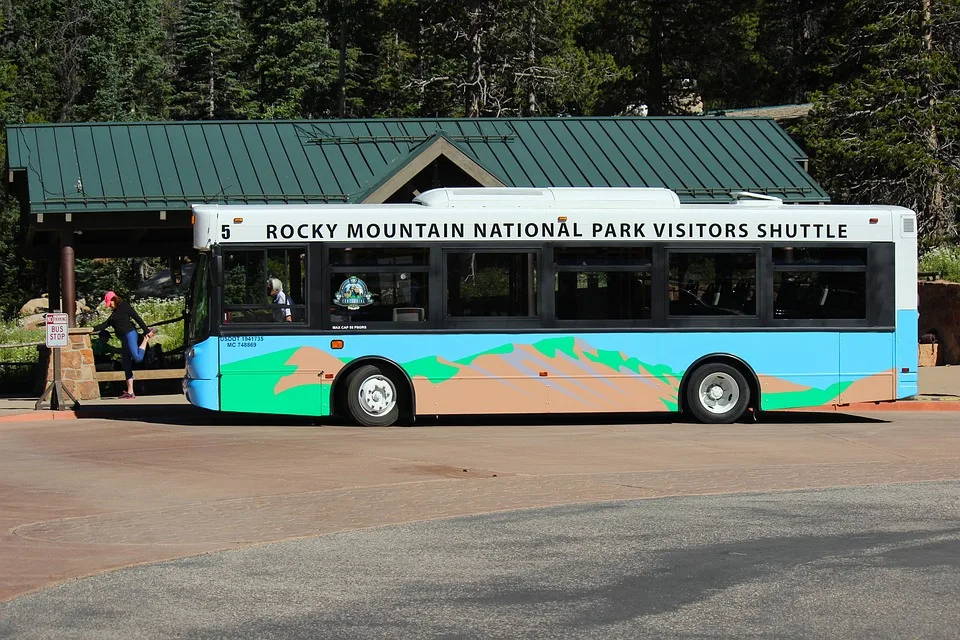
[183,187,918,425]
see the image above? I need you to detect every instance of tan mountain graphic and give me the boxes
[415,338,678,415]
[837,369,896,405]
[274,347,347,395]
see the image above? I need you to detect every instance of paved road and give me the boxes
[2,482,958,639]
[3,409,960,603]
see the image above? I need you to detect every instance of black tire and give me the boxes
[344,365,401,427]
[684,363,750,424]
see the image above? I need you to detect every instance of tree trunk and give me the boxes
[526,8,537,116]
[920,0,952,239]
[207,51,215,119]
[645,1,666,115]
[465,5,483,118]
[338,0,347,118]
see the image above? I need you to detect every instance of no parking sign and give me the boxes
[45,312,69,348]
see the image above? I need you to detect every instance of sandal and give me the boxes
[119,392,136,400]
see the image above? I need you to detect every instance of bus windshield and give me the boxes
[187,254,210,344]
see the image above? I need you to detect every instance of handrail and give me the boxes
[0,315,185,351]
[0,342,42,349]
[150,315,186,328]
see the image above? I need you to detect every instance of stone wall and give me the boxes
[36,328,101,400]
[918,281,960,365]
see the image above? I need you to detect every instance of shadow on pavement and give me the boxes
[70,402,889,428]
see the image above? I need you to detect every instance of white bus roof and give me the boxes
[413,187,684,208]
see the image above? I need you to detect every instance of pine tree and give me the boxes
[365,0,623,118]
[243,0,340,118]
[0,9,43,317]
[57,0,170,121]
[747,0,841,105]
[585,0,780,115]
[799,0,960,244]
[171,0,253,119]
[1,0,62,122]
[492,0,626,117]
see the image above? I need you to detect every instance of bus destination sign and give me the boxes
[260,220,851,242]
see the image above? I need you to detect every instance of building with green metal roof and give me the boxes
[5,116,829,325]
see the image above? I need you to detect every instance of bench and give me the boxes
[95,368,185,382]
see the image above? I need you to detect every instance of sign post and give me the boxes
[36,311,79,411]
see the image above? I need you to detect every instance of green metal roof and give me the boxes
[6,117,828,213]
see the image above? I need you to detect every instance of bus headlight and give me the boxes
[187,347,195,360]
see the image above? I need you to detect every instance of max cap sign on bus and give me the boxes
[334,276,374,310]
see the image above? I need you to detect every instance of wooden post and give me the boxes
[46,251,61,314]
[61,231,76,327]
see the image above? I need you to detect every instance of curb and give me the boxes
[0,410,78,423]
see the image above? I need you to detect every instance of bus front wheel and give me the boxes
[685,363,750,424]
[345,365,400,427]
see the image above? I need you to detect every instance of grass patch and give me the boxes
[920,245,960,282]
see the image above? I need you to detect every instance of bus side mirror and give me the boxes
[211,254,224,286]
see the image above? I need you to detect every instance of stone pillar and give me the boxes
[37,328,100,400]
[61,231,76,327]
[918,281,960,365]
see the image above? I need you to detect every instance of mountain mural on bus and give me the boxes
[217,332,897,416]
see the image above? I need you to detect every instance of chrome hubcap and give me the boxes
[698,373,740,414]
[357,375,396,417]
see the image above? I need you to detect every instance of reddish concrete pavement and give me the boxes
[2,408,960,602]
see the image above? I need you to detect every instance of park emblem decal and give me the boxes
[334,276,374,310]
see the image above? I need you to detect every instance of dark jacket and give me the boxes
[94,301,149,337]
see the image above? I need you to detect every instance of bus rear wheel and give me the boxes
[685,363,750,424]
[345,365,400,427]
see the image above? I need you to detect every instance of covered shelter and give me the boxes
[6,116,828,327]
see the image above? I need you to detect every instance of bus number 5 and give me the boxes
[221,225,231,239]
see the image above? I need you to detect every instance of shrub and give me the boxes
[0,322,43,363]
[919,245,960,283]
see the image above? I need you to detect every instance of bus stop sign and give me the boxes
[45,313,69,348]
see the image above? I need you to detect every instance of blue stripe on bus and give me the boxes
[184,377,219,411]
[896,309,919,399]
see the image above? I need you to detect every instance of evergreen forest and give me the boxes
[1,0,958,315]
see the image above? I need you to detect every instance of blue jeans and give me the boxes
[121,330,146,380]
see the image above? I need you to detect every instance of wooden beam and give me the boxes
[362,137,505,204]
[32,211,193,231]
[22,241,194,259]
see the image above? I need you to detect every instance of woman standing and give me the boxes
[94,291,156,399]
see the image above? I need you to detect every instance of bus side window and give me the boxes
[222,248,307,324]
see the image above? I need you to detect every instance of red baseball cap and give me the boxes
[103,291,117,308]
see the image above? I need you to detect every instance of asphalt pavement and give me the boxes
[2,481,958,639]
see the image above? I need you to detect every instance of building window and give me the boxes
[222,248,306,324]
[554,247,652,321]
[668,252,757,316]
[446,252,538,317]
